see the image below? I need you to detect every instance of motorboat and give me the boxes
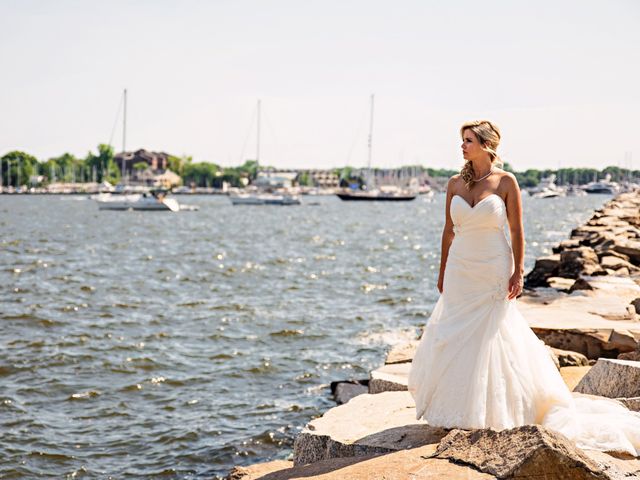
[229,192,301,205]
[583,174,620,194]
[95,191,181,211]
[527,174,565,199]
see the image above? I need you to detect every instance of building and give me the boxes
[114,149,169,180]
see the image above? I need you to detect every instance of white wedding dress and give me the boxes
[408,193,640,456]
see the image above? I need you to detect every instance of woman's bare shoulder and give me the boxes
[448,174,463,190]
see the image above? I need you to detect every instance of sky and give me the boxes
[0,0,638,171]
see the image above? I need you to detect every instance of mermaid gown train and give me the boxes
[407,193,640,456]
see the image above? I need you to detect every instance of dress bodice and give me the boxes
[450,194,507,236]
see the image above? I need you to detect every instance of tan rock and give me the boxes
[524,254,560,287]
[574,358,640,398]
[614,239,640,264]
[385,340,418,364]
[560,366,591,391]
[225,460,293,479]
[251,445,495,479]
[547,276,576,291]
[292,391,448,466]
[552,347,589,367]
[369,363,409,393]
[619,397,640,412]
[601,255,634,271]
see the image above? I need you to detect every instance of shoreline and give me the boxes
[226,191,640,479]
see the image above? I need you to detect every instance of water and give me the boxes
[0,193,609,478]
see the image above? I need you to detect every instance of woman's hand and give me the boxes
[508,270,524,300]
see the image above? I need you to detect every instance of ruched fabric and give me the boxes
[407,193,640,456]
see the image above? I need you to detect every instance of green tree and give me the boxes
[85,144,119,183]
[1,151,39,187]
[133,161,148,171]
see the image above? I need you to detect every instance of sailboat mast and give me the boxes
[368,94,374,170]
[256,99,261,167]
[122,88,127,181]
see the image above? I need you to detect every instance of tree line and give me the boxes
[1,147,637,189]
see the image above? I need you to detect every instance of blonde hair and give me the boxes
[460,120,502,190]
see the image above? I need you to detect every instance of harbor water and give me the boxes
[0,193,609,478]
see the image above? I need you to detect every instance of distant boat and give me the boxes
[229,100,301,206]
[583,174,620,194]
[528,174,565,199]
[337,95,417,202]
[230,191,301,205]
[96,190,184,211]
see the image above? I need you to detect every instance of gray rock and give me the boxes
[333,382,368,405]
[369,363,409,393]
[433,425,610,479]
[574,358,640,398]
[619,397,640,412]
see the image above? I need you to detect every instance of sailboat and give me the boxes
[94,89,186,212]
[337,95,417,202]
[229,100,301,206]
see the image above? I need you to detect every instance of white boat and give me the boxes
[583,174,620,194]
[229,192,300,205]
[565,185,587,196]
[96,192,180,211]
[528,174,565,199]
[229,100,301,206]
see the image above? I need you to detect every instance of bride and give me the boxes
[407,120,640,456]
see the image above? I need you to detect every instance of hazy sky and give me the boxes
[1,0,638,171]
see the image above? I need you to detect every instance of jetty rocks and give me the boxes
[227,193,640,480]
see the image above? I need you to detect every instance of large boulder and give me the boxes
[614,239,640,264]
[385,340,418,364]
[558,247,605,278]
[574,358,640,398]
[292,391,448,466]
[433,425,611,479]
[525,254,560,288]
[225,460,293,480]
[551,347,589,367]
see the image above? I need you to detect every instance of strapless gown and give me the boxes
[408,193,640,456]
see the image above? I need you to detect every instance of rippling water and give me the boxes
[0,193,609,478]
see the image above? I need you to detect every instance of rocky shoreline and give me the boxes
[226,192,640,480]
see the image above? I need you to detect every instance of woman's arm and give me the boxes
[437,177,457,293]
[503,173,525,299]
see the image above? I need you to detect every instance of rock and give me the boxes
[331,381,369,405]
[616,267,631,276]
[553,238,582,253]
[552,347,589,367]
[619,397,640,412]
[433,425,608,479]
[547,276,576,291]
[601,255,634,271]
[292,391,448,466]
[574,358,640,398]
[618,342,640,361]
[569,277,595,292]
[252,445,495,479]
[525,254,560,288]
[532,328,638,360]
[559,247,605,278]
[225,460,293,479]
[614,239,640,264]
[369,363,410,393]
[632,298,640,315]
[385,340,418,364]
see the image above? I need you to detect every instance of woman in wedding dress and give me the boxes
[407,120,640,456]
